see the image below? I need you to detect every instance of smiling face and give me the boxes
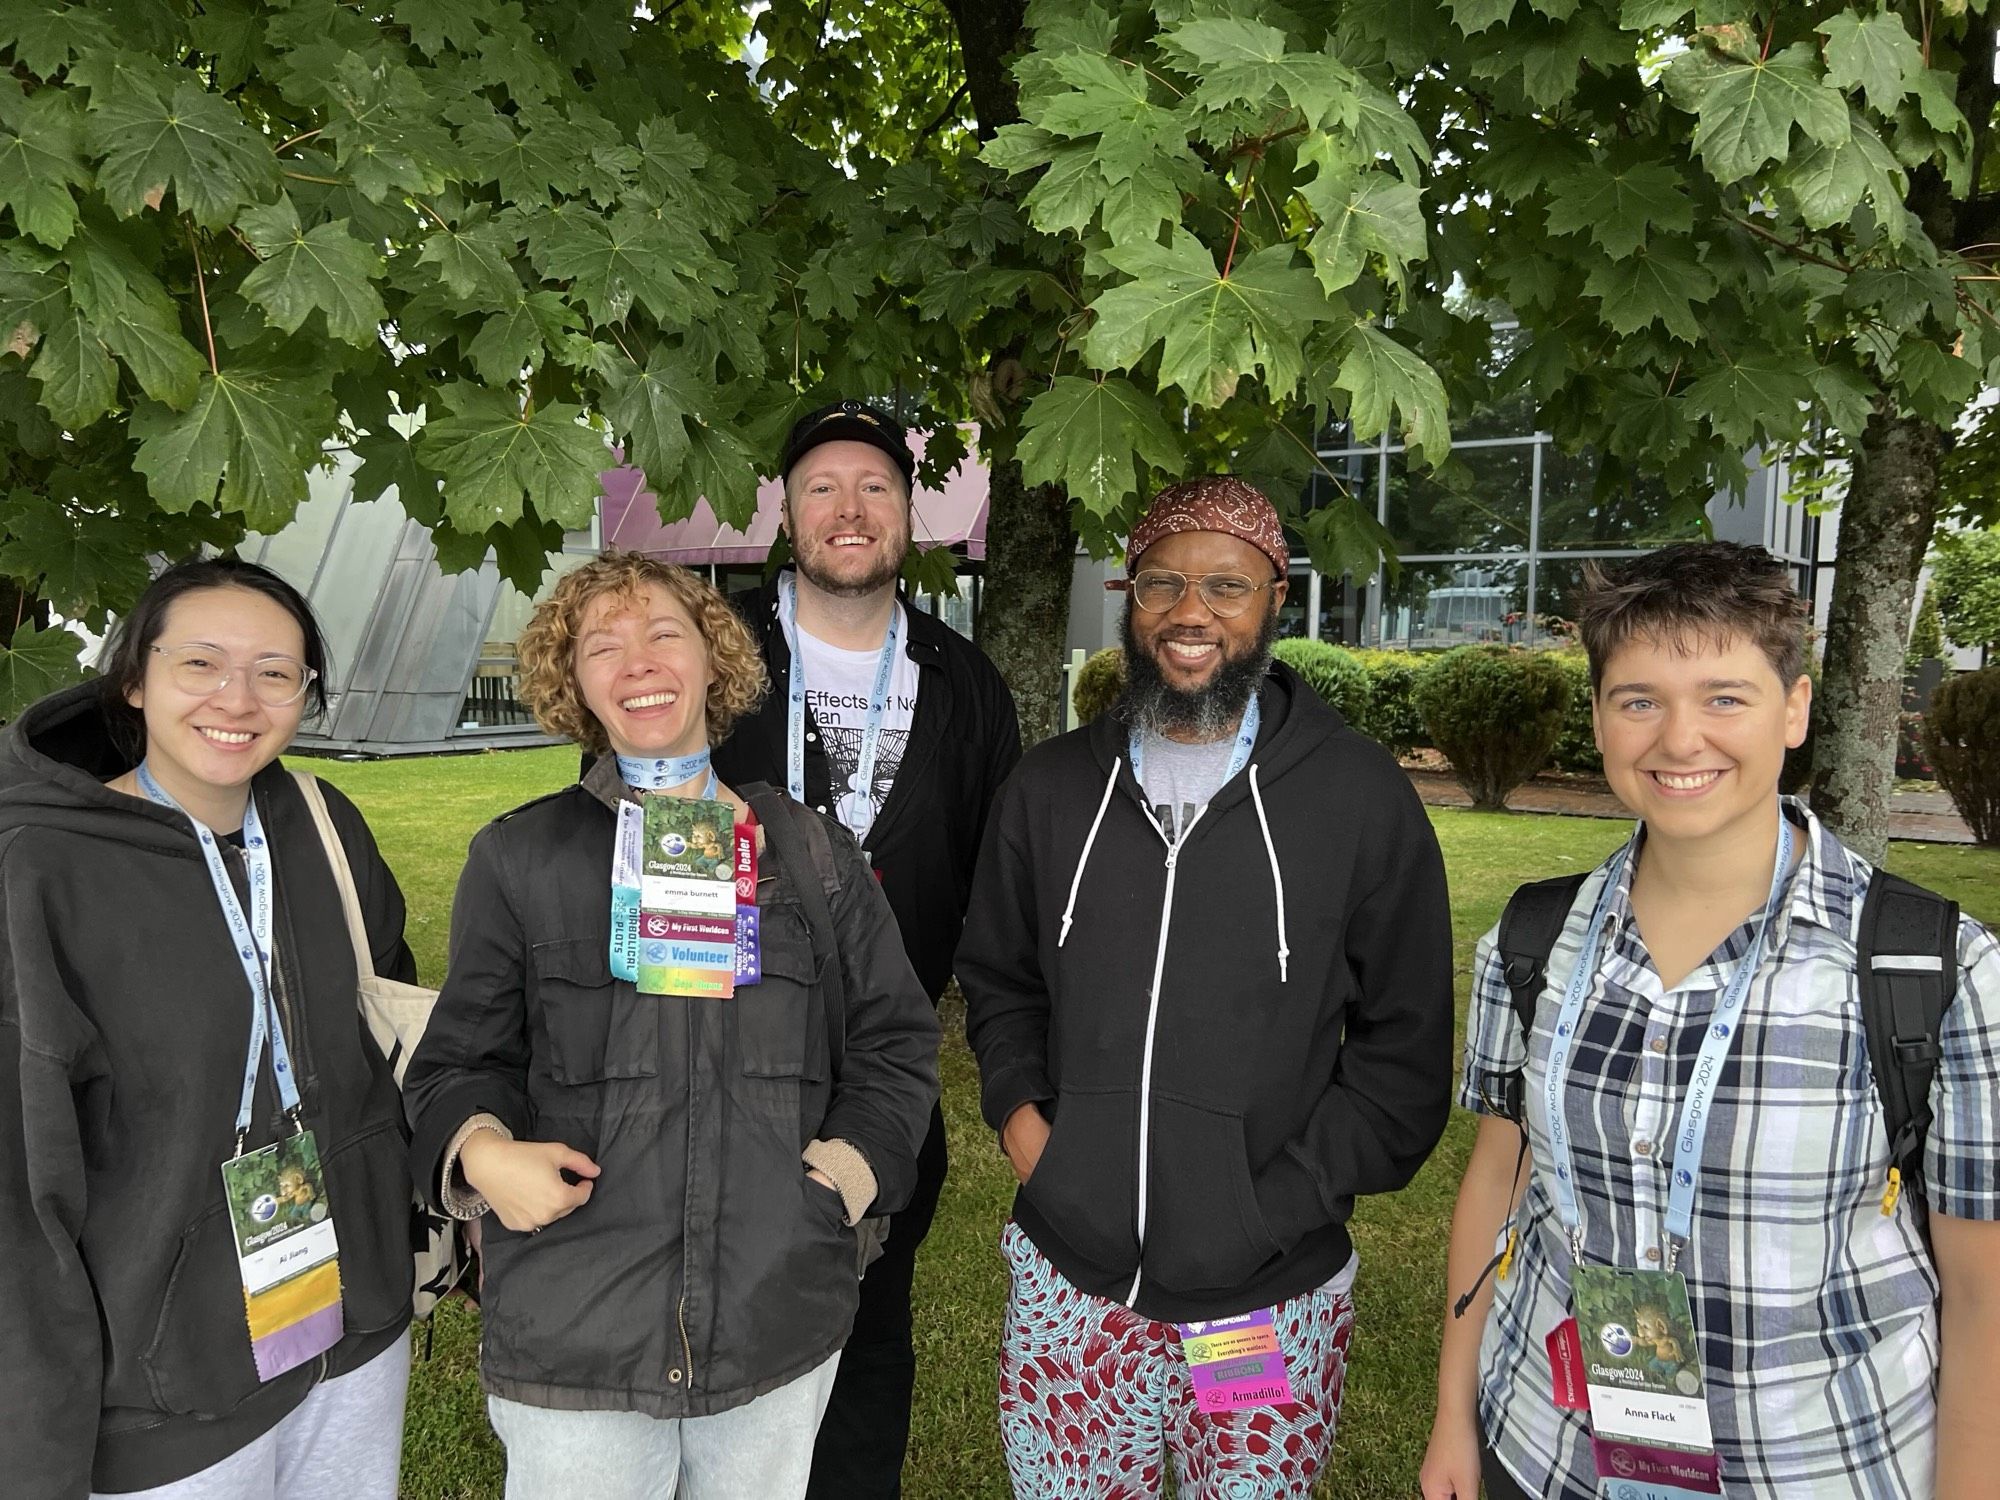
[1594,630,1811,846]
[572,582,714,760]
[1119,529,1285,741]
[783,438,911,598]
[127,586,308,809]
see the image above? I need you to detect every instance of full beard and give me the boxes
[1117,599,1278,741]
[792,525,910,599]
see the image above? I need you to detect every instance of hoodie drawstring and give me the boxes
[1249,764,1290,983]
[1058,757,1121,948]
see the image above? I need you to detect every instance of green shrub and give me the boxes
[1414,646,1571,810]
[1349,648,1431,757]
[1921,666,2000,845]
[1546,650,1602,775]
[1071,646,1125,725]
[1272,638,1373,727]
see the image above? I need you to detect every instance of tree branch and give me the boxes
[918,80,972,141]
[1724,211,1854,275]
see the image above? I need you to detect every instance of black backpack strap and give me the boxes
[1482,872,1592,1121]
[744,785,849,1075]
[1857,871,1959,1211]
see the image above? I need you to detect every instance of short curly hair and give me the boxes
[1577,542,1809,694]
[515,552,768,755]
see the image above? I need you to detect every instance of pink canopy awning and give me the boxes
[599,429,989,565]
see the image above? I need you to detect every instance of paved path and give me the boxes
[1405,769,1977,845]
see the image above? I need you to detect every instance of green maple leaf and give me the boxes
[1446,0,1519,36]
[0,3,114,79]
[980,124,1059,177]
[58,220,203,408]
[396,0,487,55]
[1166,19,1357,128]
[1779,122,1905,232]
[526,208,703,327]
[1033,53,1180,185]
[1086,235,1333,407]
[29,295,115,429]
[943,198,1024,257]
[86,80,278,227]
[1817,12,1921,117]
[1016,376,1184,514]
[0,491,150,621]
[1847,264,1956,326]
[1300,171,1426,294]
[1100,171,1186,245]
[1896,338,1979,420]
[798,248,874,322]
[130,363,335,531]
[415,384,605,533]
[464,292,577,384]
[675,419,760,531]
[1808,362,1877,440]
[901,544,961,599]
[1620,0,1691,26]
[602,345,697,479]
[1672,43,1849,184]
[236,198,386,347]
[1545,159,1694,258]
[1581,241,1717,341]
[1331,322,1450,463]
[416,214,523,308]
[0,623,86,722]
[1301,497,1399,587]
[0,86,89,247]
[101,308,203,411]
[459,109,592,206]
[1021,143,1105,236]
[1685,355,1814,447]
[350,413,438,516]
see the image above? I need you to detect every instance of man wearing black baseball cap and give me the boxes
[713,398,1021,1499]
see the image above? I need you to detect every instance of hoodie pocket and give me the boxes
[1022,1087,1138,1271]
[1143,1093,1279,1294]
[317,1119,414,1337]
[142,1204,261,1417]
[532,939,657,1085]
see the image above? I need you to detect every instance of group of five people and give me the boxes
[2,399,1994,1500]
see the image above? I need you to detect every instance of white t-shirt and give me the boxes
[787,605,919,844]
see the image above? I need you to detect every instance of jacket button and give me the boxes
[806,732,817,743]
[816,804,827,813]
[669,1369,683,1384]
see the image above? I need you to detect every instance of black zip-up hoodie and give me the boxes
[958,663,1454,1322]
[0,682,418,1499]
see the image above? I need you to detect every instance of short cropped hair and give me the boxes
[1576,542,1809,693]
[515,552,767,755]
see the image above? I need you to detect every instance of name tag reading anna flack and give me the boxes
[1571,1265,1721,1498]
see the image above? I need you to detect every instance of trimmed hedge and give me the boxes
[1072,645,1125,725]
[1414,646,1570,810]
[1348,648,1432,757]
[1922,666,2000,845]
[1548,650,1601,775]
[1271,638,1372,726]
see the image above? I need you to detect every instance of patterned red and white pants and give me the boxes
[996,1221,1356,1500]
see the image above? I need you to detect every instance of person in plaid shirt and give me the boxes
[1419,543,2000,1500]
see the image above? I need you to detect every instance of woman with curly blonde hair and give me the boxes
[403,552,939,1500]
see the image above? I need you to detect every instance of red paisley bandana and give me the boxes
[1126,476,1288,580]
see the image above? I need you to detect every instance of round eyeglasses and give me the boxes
[151,644,318,707]
[1126,569,1273,619]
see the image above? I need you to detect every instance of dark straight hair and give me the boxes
[98,557,331,751]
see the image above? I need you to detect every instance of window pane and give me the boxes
[1276,566,1313,639]
[1537,448,1701,551]
[1386,445,1534,554]
[1378,560,1527,649]
[1318,573,1369,645]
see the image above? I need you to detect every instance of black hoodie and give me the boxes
[0,682,418,1498]
[957,662,1454,1322]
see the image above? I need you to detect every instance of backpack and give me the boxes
[1488,867,1960,1220]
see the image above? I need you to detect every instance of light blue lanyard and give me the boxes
[1542,814,1794,1268]
[1128,693,1262,796]
[616,751,714,794]
[779,571,900,838]
[137,764,300,1147]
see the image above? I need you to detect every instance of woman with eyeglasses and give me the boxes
[0,557,419,1500]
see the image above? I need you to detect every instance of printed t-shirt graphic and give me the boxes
[790,607,919,843]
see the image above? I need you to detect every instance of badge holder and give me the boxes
[1175,1309,1298,1412]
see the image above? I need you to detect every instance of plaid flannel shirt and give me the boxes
[1461,799,2000,1499]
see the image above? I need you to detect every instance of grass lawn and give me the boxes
[304,748,2000,1499]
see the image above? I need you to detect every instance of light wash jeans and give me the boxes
[487,1352,841,1500]
[91,1335,410,1500]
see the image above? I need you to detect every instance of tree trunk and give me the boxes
[1808,406,1941,863]
[978,457,1074,745]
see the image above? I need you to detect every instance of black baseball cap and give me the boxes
[779,400,916,490]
